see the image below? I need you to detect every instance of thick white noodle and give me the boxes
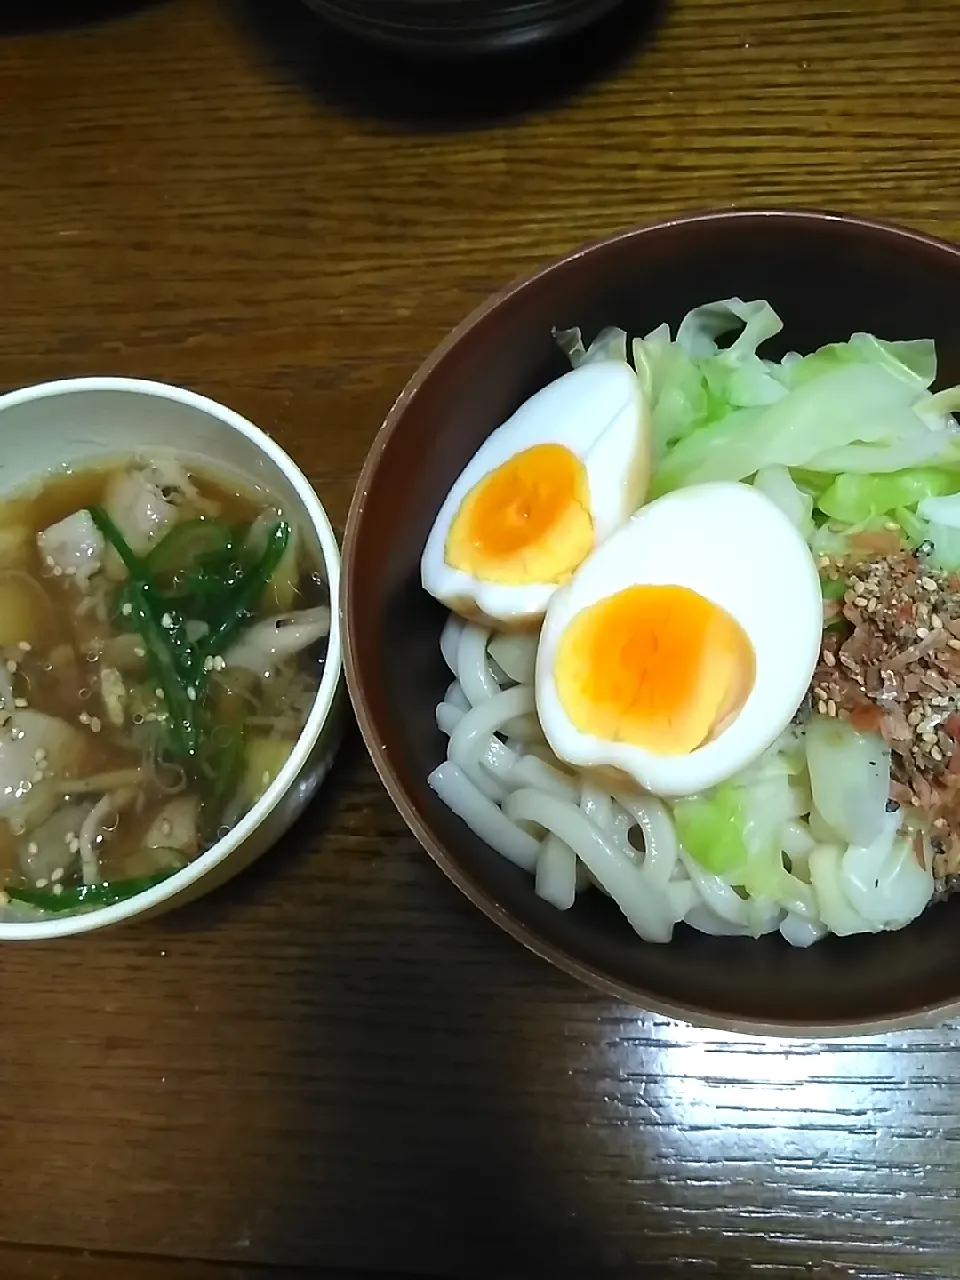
[500,714,546,742]
[449,687,534,769]
[610,808,634,852]
[505,788,679,943]
[447,687,534,803]
[509,755,579,802]
[535,835,578,910]
[614,793,679,888]
[488,633,539,686]
[431,619,936,947]
[428,761,540,871]
[436,702,463,737]
[440,614,463,676]
[457,624,500,706]
[579,783,612,828]
[445,680,470,713]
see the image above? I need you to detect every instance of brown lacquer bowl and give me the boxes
[343,210,960,1035]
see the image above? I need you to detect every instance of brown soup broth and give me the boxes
[0,456,328,907]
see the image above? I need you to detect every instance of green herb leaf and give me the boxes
[6,869,179,913]
[199,521,291,662]
[88,507,199,758]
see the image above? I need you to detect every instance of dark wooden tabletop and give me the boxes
[1,1,959,1276]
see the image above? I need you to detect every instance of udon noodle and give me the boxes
[430,614,933,946]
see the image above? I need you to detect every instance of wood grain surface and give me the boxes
[1,0,959,1276]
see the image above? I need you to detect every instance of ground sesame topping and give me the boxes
[812,548,960,883]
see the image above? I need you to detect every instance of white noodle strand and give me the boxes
[535,835,577,910]
[505,789,678,942]
[428,762,540,871]
[457,624,500,706]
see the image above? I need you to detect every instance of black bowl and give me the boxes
[302,0,626,54]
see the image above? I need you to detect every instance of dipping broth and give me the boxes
[0,455,329,918]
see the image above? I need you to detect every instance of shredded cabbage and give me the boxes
[805,717,891,847]
[673,783,748,876]
[815,469,955,523]
[652,364,948,495]
[781,333,938,390]
[563,300,960,519]
[753,465,813,534]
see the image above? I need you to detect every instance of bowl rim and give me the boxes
[0,375,342,941]
[343,206,960,1036]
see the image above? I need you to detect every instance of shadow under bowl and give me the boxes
[343,209,960,1034]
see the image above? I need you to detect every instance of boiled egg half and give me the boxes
[535,482,822,797]
[421,360,649,627]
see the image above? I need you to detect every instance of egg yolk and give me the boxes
[554,584,756,756]
[445,444,593,585]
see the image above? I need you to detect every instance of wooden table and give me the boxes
[1,1,958,1276]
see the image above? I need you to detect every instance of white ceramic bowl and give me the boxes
[0,376,346,940]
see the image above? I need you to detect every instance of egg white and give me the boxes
[421,360,649,627]
[535,481,823,797]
